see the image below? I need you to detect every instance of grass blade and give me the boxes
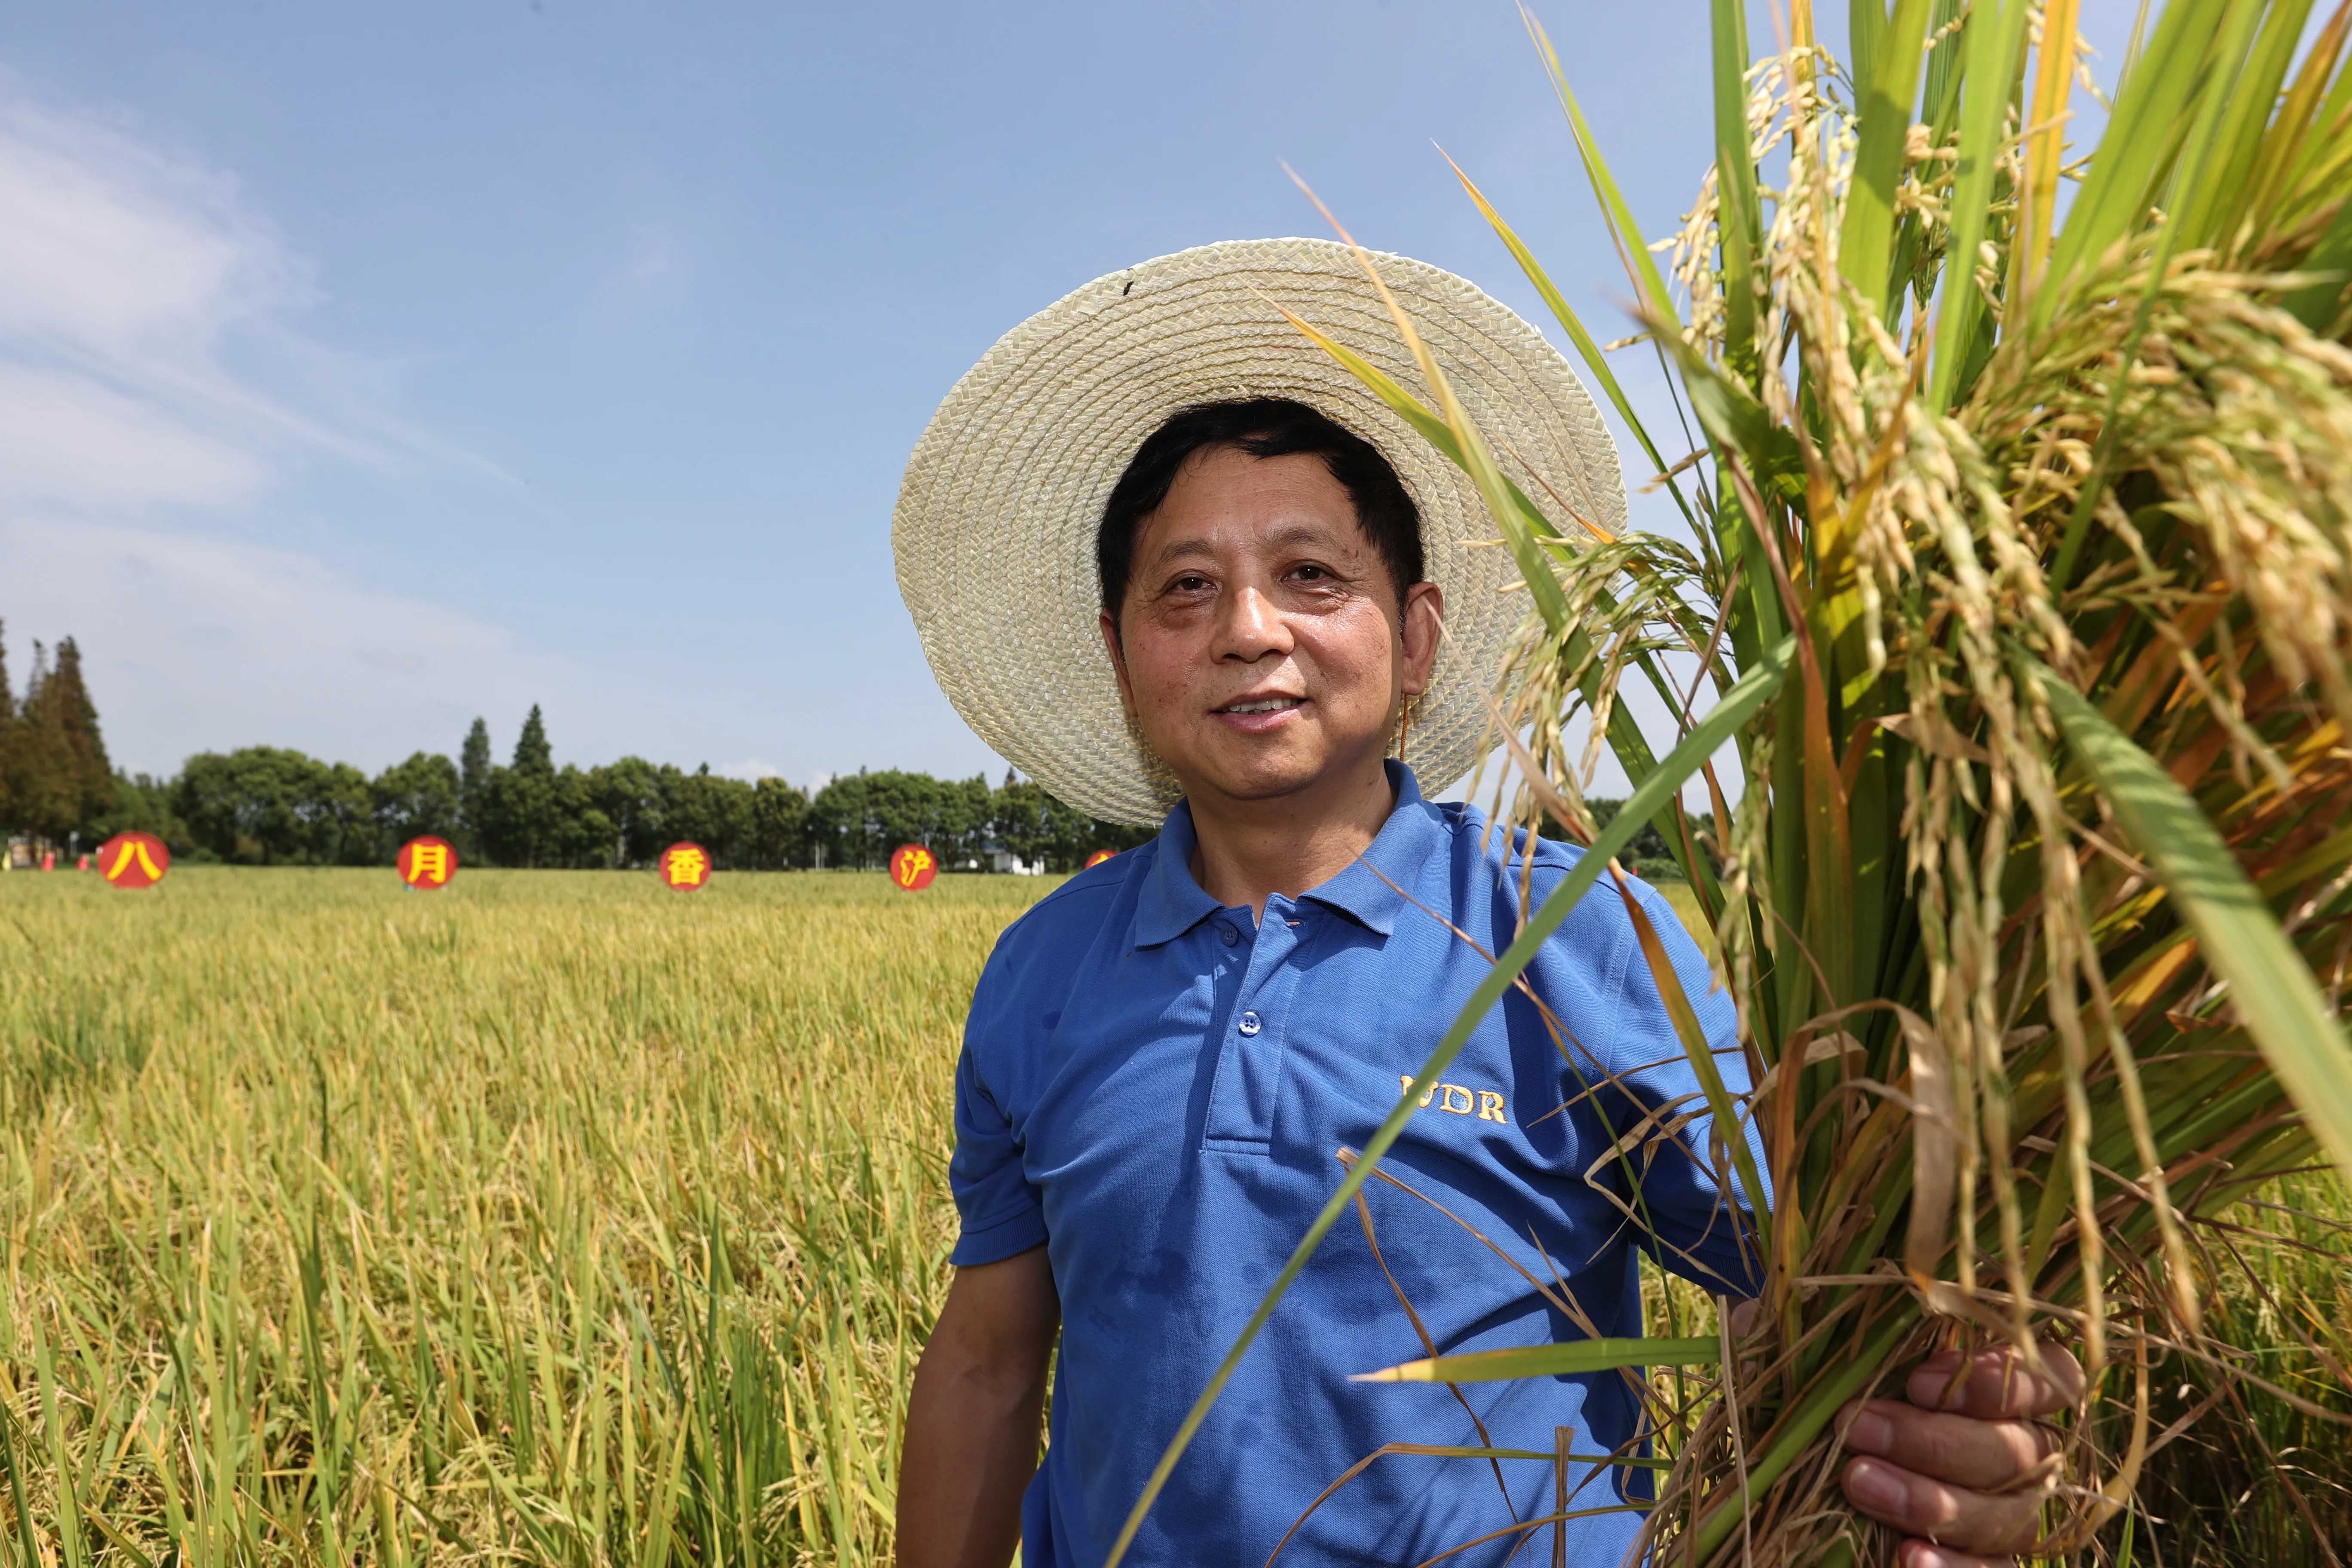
[1930,0,2034,413]
[1354,1336,1721,1384]
[1442,151,1688,504]
[1841,0,1934,316]
[1522,6,1680,329]
[2027,657,2352,1173]
[1713,0,1762,376]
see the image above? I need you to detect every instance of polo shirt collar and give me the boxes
[1131,762,1438,947]
[1297,761,1435,937]
[1133,801,1222,947]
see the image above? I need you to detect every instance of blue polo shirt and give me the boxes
[949,763,1757,1566]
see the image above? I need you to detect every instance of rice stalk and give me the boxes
[1111,0,2352,1561]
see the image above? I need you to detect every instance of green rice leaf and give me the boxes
[1523,7,1680,328]
[1353,1335,1721,1384]
[1445,154,1686,499]
[1930,0,2034,413]
[2285,191,2352,329]
[2179,0,2315,249]
[2036,0,2244,337]
[1613,867,1771,1228]
[1712,0,1761,377]
[1841,0,1935,318]
[2027,656,2352,1173]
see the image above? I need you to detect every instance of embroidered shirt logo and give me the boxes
[1400,1075,1507,1123]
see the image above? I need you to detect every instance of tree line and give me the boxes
[3,630,1678,877]
[0,628,1152,872]
[86,712,1152,874]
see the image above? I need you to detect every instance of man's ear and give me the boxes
[1099,609,1139,715]
[1400,581,1444,697]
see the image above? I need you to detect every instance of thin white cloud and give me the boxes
[0,361,267,512]
[0,74,546,774]
[1,514,564,776]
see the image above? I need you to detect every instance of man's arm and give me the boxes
[897,1244,1060,1568]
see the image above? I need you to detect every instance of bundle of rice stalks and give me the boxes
[1108,0,2352,1561]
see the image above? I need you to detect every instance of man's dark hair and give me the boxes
[1096,397,1424,617]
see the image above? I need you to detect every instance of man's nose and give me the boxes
[1216,585,1292,661]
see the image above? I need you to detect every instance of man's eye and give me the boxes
[1169,575,1213,594]
[1292,564,1331,582]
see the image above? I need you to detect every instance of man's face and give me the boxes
[1099,445,1442,809]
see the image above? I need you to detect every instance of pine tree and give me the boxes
[1,637,116,845]
[48,639,115,830]
[0,621,14,833]
[512,706,553,779]
[482,704,561,867]
[458,717,492,854]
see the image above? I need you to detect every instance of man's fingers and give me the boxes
[1839,1456,2043,1555]
[1897,1543,2012,1568]
[1905,1341,2084,1418]
[1838,1398,2058,1491]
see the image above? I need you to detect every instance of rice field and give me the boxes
[1,868,2343,1566]
[0,866,1041,1568]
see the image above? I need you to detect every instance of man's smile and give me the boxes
[1212,692,1309,732]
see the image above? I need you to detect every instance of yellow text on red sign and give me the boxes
[659,842,712,890]
[398,836,458,888]
[99,832,170,889]
[890,843,938,890]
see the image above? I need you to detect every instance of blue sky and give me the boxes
[0,1,2137,791]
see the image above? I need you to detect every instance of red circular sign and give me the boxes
[98,831,169,889]
[397,835,458,889]
[659,842,712,891]
[889,842,939,891]
[1084,848,1118,870]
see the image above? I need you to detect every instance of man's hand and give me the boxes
[1837,1341,2084,1567]
[897,1246,1060,1568]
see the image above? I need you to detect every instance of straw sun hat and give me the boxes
[892,236,1624,828]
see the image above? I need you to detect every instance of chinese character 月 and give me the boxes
[407,842,450,885]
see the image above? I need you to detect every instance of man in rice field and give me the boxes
[889,240,2077,1568]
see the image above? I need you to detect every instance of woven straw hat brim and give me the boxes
[893,236,1623,827]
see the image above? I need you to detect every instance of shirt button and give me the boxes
[1237,1010,1262,1037]
[1218,922,1239,946]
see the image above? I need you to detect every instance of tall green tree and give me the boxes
[372,752,462,851]
[480,705,563,867]
[175,747,325,864]
[589,756,667,866]
[751,776,809,868]
[309,761,374,864]
[458,717,493,855]
[1,637,117,844]
[666,765,757,865]
[88,772,187,850]
[553,765,617,868]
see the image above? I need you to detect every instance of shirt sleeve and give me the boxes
[946,955,1049,1267]
[1591,880,1767,1299]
